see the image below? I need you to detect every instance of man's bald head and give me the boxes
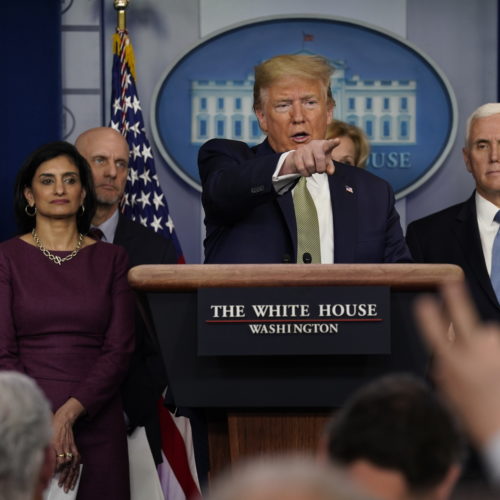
[75,127,130,163]
[75,127,129,218]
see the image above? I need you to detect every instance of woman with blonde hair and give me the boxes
[326,120,370,168]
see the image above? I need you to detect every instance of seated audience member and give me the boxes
[406,103,500,322]
[415,280,500,488]
[199,54,411,264]
[0,371,54,500]
[325,120,370,168]
[205,455,374,500]
[321,374,464,500]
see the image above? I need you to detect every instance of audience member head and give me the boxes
[14,141,96,234]
[253,54,335,152]
[206,455,374,500]
[322,374,464,500]
[0,371,54,500]
[326,120,370,168]
[75,127,129,223]
[463,103,500,207]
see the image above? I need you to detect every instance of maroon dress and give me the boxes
[0,237,135,499]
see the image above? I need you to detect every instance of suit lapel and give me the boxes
[256,140,299,260]
[277,192,297,258]
[274,161,359,263]
[330,164,357,263]
[453,195,500,308]
[113,214,134,246]
[252,139,275,157]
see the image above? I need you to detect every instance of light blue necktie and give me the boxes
[491,210,500,302]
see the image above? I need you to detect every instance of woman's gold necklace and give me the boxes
[32,229,84,266]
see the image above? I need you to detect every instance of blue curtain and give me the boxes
[1,1,62,241]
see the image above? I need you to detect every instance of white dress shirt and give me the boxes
[91,209,119,244]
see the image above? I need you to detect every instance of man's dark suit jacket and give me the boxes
[113,214,177,464]
[199,138,411,264]
[406,193,500,322]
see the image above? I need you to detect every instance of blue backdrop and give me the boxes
[154,17,455,198]
[1,1,62,242]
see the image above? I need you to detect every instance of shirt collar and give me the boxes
[476,191,500,227]
[93,209,119,243]
[308,172,328,187]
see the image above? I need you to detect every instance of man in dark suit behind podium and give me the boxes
[406,103,500,322]
[75,127,177,469]
[199,54,411,264]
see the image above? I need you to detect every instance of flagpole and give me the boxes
[108,3,194,496]
[114,0,129,31]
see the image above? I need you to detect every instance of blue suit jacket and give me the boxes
[199,138,411,264]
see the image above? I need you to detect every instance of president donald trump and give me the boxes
[198,54,411,264]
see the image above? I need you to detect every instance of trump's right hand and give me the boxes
[280,138,340,177]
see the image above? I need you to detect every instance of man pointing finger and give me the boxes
[199,54,410,264]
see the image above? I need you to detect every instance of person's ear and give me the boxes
[326,100,334,125]
[80,188,86,207]
[24,186,35,206]
[255,108,268,133]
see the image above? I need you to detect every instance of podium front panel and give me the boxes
[148,289,427,408]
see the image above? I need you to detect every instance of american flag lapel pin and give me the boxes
[345,185,354,194]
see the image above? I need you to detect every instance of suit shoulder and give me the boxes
[124,218,164,239]
[199,138,252,157]
[407,201,467,232]
[117,216,170,245]
[115,216,177,265]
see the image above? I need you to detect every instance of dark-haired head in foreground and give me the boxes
[323,374,465,500]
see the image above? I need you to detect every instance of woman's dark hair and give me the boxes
[14,141,97,234]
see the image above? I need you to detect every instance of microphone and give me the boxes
[302,252,312,264]
[282,253,292,263]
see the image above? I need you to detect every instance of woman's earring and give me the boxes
[25,204,37,217]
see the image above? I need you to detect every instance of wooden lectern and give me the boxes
[128,263,463,476]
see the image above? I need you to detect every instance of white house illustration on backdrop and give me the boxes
[190,56,416,146]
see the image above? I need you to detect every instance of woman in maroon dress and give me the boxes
[0,142,135,499]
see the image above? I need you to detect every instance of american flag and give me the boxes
[110,30,185,263]
[110,29,200,499]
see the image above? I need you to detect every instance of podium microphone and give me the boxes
[282,253,292,263]
[302,252,312,264]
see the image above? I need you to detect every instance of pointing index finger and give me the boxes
[323,138,340,154]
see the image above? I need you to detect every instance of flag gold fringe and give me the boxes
[112,32,137,82]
